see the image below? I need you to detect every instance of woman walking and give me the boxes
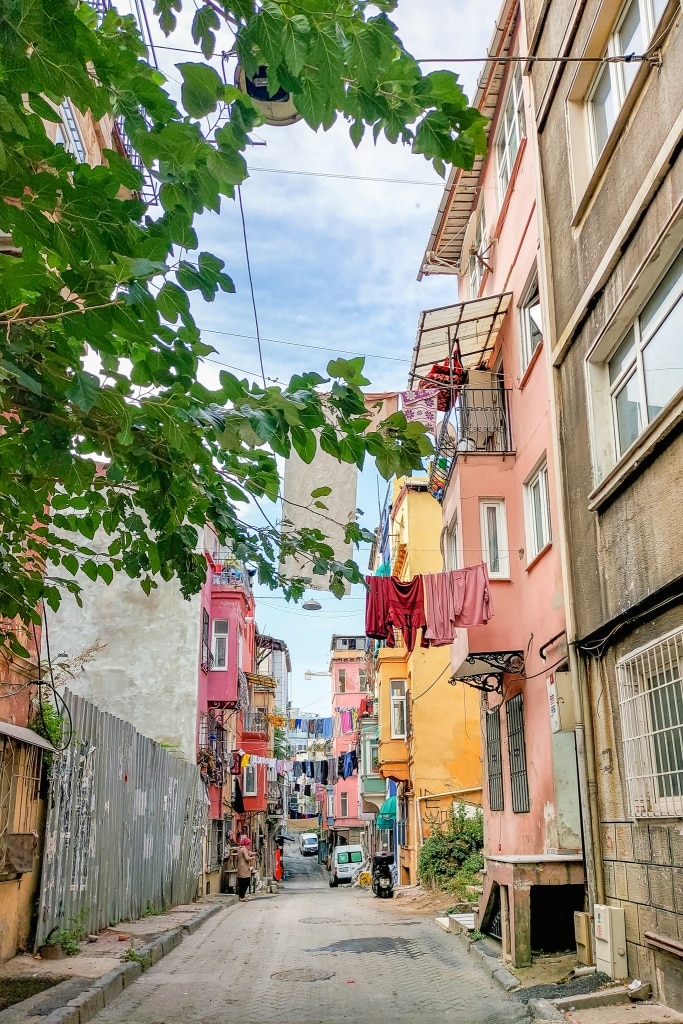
[236,835,256,902]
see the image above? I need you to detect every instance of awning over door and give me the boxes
[409,293,512,388]
[0,720,57,752]
[375,795,397,830]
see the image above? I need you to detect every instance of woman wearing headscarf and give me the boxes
[236,835,256,902]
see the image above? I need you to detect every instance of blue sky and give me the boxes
[144,0,498,714]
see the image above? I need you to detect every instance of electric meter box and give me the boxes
[594,904,628,979]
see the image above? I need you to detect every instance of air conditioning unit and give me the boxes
[594,904,628,979]
[574,911,594,965]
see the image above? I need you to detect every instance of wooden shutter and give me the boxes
[506,694,530,813]
[485,707,504,811]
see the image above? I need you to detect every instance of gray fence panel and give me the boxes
[35,691,208,947]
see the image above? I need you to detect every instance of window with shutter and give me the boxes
[201,609,211,672]
[506,694,530,813]
[486,708,504,811]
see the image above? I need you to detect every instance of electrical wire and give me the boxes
[412,663,450,702]
[39,602,73,751]
[236,186,266,388]
[199,325,409,363]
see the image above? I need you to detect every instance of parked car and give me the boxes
[329,845,364,886]
[299,833,319,857]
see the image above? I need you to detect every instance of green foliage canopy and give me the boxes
[0,0,487,653]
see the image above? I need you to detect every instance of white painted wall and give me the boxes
[45,537,201,762]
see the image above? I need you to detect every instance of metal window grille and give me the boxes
[0,738,42,875]
[198,712,226,787]
[486,708,504,811]
[201,609,212,672]
[506,694,530,813]
[205,818,223,872]
[617,627,683,818]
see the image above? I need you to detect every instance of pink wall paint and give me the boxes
[441,22,569,859]
[331,653,367,826]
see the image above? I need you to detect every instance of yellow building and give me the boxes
[371,478,482,886]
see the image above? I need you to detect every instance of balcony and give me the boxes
[428,386,513,502]
[242,710,269,736]
[197,712,226,787]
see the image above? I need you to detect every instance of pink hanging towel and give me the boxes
[452,562,494,627]
[424,573,455,645]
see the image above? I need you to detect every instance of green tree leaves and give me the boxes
[0,0,485,643]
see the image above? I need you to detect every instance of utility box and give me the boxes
[574,911,594,965]
[547,672,576,733]
[594,904,627,979]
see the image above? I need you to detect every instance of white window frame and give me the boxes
[587,244,683,484]
[56,101,87,163]
[340,791,348,817]
[212,619,229,670]
[495,64,526,200]
[338,669,346,693]
[519,268,544,372]
[586,0,666,167]
[479,499,510,579]
[390,680,407,739]
[358,669,368,692]
[468,205,487,299]
[524,459,552,561]
[243,764,257,796]
[444,513,459,572]
[326,791,334,818]
[617,626,683,818]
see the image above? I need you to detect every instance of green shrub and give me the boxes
[418,804,484,888]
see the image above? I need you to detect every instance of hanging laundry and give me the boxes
[401,389,439,433]
[337,755,345,778]
[315,718,324,738]
[305,761,314,778]
[293,762,303,778]
[240,753,251,768]
[322,717,333,739]
[417,352,465,411]
[340,710,353,733]
[365,575,429,653]
[308,719,316,735]
[304,784,311,796]
[233,778,245,815]
[315,784,327,801]
[320,760,328,785]
[358,698,373,717]
[362,392,399,432]
[229,751,242,775]
[423,563,495,644]
[428,454,452,503]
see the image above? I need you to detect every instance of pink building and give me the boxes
[414,0,583,967]
[329,635,373,849]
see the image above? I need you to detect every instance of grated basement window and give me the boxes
[617,626,683,818]
[486,707,504,811]
[506,693,530,813]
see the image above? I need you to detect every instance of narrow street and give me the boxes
[88,848,529,1024]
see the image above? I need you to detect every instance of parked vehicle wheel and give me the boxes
[329,878,337,888]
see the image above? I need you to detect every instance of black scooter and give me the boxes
[371,851,394,898]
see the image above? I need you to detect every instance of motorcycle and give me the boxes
[371,851,394,898]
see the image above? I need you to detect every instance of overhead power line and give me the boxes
[236,185,266,387]
[198,325,410,364]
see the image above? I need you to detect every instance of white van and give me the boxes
[329,845,364,887]
[299,832,318,857]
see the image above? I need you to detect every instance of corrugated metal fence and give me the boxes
[35,691,208,947]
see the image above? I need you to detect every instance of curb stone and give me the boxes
[528,997,565,1022]
[443,925,521,995]
[33,900,235,1024]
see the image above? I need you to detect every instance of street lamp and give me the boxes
[302,598,322,611]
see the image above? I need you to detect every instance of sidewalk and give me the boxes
[0,895,238,1024]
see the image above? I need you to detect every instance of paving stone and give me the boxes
[84,851,529,1024]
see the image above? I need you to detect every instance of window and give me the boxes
[485,708,504,811]
[587,0,666,165]
[469,206,487,299]
[390,680,407,739]
[338,669,346,693]
[524,460,552,560]
[520,270,543,371]
[243,765,257,796]
[617,627,683,817]
[327,791,334,818]
[506,694,530,813]
[212,619,229,670]
[340,792,348,817]
[55,101,87,163]
[359,670,368,692]
[480,500,510,579]
[370,742,380,773]
[201,608,211,672]
[444,514,459,571]
[496,65,526,197]
[607,248,683,458]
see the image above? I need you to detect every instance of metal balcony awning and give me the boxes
[0,720,57,752]
[409,293,512,388]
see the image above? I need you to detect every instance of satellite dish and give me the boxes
[235,65,301,127]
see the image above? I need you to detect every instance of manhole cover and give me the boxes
[310,936,424,959]
[299,917,340,925]
[272,969,335,983]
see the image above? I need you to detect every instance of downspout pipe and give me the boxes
[415,788,484,853]
[569,640,605,908]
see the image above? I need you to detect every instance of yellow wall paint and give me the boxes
[374,479,482,885]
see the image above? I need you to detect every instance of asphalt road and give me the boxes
[88,846,529,1024]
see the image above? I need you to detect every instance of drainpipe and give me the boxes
[569,641,605,909]
[415,788,484,852]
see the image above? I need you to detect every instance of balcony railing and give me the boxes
[242,710,269,734]
[198,712,226,787]
[428,386,513,502]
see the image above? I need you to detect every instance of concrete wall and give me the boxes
[46,530,202,761]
